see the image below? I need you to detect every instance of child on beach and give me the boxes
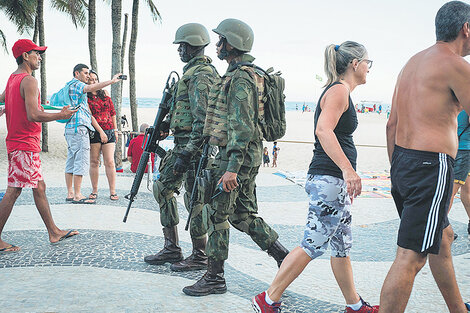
[272,142,279,167]
[263,147,270,167]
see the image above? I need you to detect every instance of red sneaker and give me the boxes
[252,291,282,313]
[345,297,379,313]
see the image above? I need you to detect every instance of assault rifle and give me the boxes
[185,141,210,231]
[123,71,180,223]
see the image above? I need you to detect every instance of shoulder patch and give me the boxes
[197,83,208,91]
[235,90,248,101]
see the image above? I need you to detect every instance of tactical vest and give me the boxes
[203,66,264,146]
[170,61,216,131]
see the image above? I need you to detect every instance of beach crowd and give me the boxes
[2,1,470,313]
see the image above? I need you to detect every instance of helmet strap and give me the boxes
[217,38,240,60]
[180,43,205,63]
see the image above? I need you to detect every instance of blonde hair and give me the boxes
[323,41,367,87]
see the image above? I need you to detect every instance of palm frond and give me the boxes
[50,0,88,28]
[0,0,36,34]
[0,29,8,53]
[144,0,162,23]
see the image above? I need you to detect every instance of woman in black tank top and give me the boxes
[253,42,378,312]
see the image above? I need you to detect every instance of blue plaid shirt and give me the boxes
[65,78,94,131]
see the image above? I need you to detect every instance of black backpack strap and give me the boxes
[458,123,470,139]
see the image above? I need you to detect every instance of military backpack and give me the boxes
[238,63,286,142]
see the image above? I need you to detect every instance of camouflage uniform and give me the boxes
[153,55,219,240]
[183,18,289,297]
[204,54,279,261]
[301,174,353,259]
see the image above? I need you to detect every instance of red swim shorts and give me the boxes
[8,150,43,188]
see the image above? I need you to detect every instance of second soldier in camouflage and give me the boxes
[183,19,289,296]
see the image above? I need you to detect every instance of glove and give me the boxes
[159,120,170,133]
[157,120,170,140]
[173,150,192,174]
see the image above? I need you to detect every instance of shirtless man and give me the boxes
[380,2,470,312]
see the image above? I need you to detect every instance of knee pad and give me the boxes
[229,214,255,234]
[207,220,230,236]
[153,180,173,204]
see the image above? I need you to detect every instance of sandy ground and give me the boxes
[0,108,390,182]
[264,110,389,174]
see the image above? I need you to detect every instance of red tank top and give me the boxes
[5,73,42,153]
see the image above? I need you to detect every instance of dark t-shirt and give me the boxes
[308,82,358,179]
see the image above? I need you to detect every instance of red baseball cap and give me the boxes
[12,39,47,59]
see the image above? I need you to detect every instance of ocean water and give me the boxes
[122,98,390,112]
[122,97,316,112]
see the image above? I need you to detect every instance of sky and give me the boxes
[0,0,465,104]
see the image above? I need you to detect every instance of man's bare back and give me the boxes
[388,42,470,159]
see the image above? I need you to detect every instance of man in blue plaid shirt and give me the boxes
[64,64,122,204]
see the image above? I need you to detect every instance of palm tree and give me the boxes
[88,0,98,71]
[120,12,129,121]
[128,0,161,132]
[0,1,36,33]
[111,0,123,168]
[37,0,49,151]
[0,30,7,53]
[0,0,36,51]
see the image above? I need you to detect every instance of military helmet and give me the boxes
[212,18,254,52]
[173,23,210,47]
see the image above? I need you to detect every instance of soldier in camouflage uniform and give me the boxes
[183,19,289,297]
[144,23,220,272]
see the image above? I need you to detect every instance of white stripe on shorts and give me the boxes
[421,153,447,252]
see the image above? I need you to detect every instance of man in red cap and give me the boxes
[0,39,79,252]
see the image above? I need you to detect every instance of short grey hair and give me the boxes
[140,123,149,133]
[435,1,470,42]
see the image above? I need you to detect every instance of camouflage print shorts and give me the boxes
[300,174,352,259]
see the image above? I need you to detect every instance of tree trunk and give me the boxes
[120,14,129,136]
[88,0,98,71]
[111,0,123,168]
[33,12,39,43]
[129,1,139,132]
[38,0,48,152]
[121,13,128,74]
[32,12,39,78]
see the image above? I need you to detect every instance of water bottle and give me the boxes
[153,155,161,181]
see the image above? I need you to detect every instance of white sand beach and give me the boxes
[263,110,389,174]
[0,109,390,182]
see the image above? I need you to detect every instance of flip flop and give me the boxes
[58,230,78,242]
[0,244,19,252]
[110,194,119,201]
[72,198,96,204]
[51,230,79,245]
[89,193,98,200]
[66,197,73,202]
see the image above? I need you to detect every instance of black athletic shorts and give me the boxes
[390,145,453,255]
[90,129,116,144]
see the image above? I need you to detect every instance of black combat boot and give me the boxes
[267,240,290,268]
[182,258,227,296]
[144,226,183,265]
[170,237,208,272]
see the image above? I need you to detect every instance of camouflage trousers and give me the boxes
[301,174,352,259]
[152,144,207,239]
[205,156,279,261]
